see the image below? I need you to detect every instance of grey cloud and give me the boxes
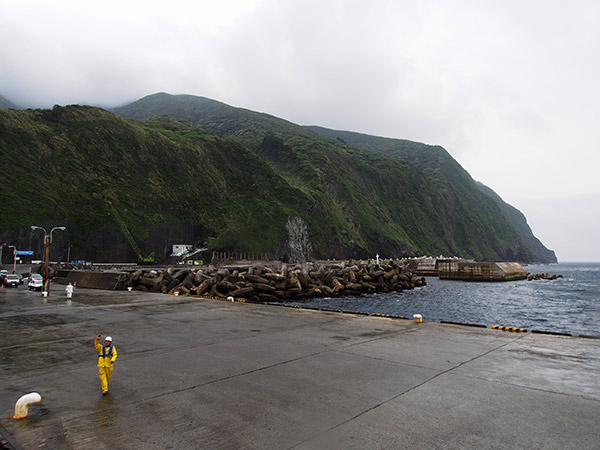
[1,0,599,260]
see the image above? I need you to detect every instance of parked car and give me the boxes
[28,274,44,291]
[4,274,21,287]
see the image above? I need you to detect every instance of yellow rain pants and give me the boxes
[94,338,117,393]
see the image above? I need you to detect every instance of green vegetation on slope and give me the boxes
[0,106,311,261]
[0,92,556,263]
[114,93,555,262]
[305,126,556,263]
[117,94,450,257]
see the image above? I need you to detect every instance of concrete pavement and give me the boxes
[1,286,598,449]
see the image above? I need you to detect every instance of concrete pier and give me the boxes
[1,287,598,449]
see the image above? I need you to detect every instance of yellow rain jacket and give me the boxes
[95,337,118,393]
[94,338,117,367]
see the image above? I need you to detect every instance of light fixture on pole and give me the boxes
[30,226,66,295]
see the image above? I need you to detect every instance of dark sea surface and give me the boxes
[291,262,600,337]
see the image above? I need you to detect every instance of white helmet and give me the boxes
[104,336,112,342]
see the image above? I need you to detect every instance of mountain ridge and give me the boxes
[113,93,556,263]
[0,94,19,109]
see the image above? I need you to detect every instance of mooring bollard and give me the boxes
[413,314,423,323]
[14,392,42,419]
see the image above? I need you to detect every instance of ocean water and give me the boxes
[291,262,600,337]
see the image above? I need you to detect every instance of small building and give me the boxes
[171,244,193,256]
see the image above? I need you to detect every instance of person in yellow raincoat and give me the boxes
[94,334,117,395]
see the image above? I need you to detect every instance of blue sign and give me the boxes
[16,250,34,256]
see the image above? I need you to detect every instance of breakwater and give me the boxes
[130,260,426,302]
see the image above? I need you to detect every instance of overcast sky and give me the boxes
[2,0,599,261]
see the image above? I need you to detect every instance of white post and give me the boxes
[14,392,42,419]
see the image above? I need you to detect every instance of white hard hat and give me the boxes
[104,336,112,342]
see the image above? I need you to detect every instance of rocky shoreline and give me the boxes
[130,259,426,302]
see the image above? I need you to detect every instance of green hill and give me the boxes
[305,126,556,263]
[0,93,556,263]
[113,93,556,263]
[0,106,312,262]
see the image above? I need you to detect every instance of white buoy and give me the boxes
[14,392,42,419]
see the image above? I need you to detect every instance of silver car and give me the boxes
[4,274,21,288]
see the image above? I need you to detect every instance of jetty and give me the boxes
[409,257,529,281]
[0,286,598,449]
[437,260,528,281]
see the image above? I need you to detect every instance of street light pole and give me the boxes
[44,236,49,291]
[31,226,66,295]
[8,245,17,273]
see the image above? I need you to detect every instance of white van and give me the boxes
[28,274,44,291]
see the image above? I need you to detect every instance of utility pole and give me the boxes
[30,226,66,295]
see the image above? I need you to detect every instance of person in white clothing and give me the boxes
[66,282,74,299]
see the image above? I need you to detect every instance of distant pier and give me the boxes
[408,257,529,281]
